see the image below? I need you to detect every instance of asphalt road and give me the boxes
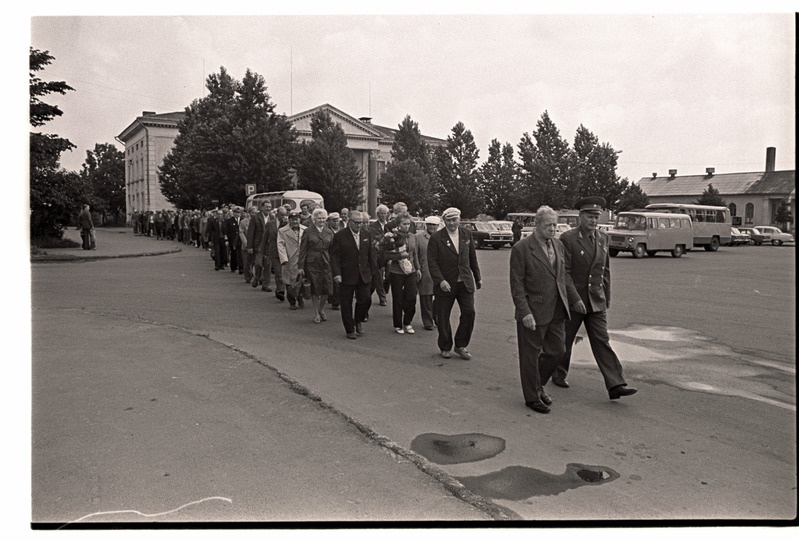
[29,231,796,525]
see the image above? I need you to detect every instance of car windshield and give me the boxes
[615,215,647,230]
[493,222,511,230]
[474,222,496,231]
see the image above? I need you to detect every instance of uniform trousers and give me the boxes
[553,310,626,390]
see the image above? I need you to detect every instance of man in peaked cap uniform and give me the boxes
[551,196,637,400]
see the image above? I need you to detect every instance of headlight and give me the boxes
[628,237,634,243]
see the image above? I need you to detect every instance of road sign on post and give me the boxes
[245,184,256,196]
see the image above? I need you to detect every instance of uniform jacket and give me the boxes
[277,224,306,285]
[427,226,481,293]
[415,229,434,295]
[509,233,572,325]
[330,227,377,286]
[560,227,611,311]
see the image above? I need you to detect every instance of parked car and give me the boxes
[737,227,767,245]
[726,227,751,246]
[554,223,572,239]
[753,226,795,246]
[597,223,614,233]
[461,220,513,249]
[488,220,514,246]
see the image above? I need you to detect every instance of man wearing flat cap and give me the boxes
[427,207,482,360]
[552,196,637,400]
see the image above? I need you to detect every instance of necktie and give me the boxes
[546,239,555,266]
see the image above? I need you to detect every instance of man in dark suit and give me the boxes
[554,196,637,400]
[224,207,241,274]
[509,205,572,413]
[427,207,482,360]
[208,209,226,271]
[330,210,377,340]
[368,204,391,306]
[246,200,271,290]
[260,206,287,301]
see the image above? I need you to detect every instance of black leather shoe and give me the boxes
[346,332,357,340]
[525,401,550,414]
[609,385,638,400]
[540,393,552,406]
[355,322,365,335]
[553,379,570,388]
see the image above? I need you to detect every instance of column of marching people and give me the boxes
[131,195,639,413]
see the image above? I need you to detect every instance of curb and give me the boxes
[31,247,183,263]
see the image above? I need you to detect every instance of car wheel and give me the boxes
[609,249,619,257]
[633,244,646,259]
[671,244,684,258]
[773,239,783,246]
[704,237,720,251]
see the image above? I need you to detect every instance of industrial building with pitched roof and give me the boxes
[637,147,795,230]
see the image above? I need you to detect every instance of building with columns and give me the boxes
[117,105,445,221]
[637,147,795,231]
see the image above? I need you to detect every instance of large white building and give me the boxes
[117,104,445,221]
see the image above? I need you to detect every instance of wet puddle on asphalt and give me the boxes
[457,463,620,500]
[410,433,505,465]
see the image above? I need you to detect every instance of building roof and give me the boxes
[117,111,185,141]
[637,170,795,197]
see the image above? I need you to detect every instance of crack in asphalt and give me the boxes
[56,307,520,521]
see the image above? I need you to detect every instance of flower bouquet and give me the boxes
[380,227,414,275]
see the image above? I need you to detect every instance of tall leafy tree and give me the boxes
[695,183,726,206]
[296,109,364,211]
[479,139,518,219]
[517,111,572,211]
[159,67,297,208]
[391,115,432,171]
[616,182,649,212]
[378,114,438,213]
[571,125,626,211]
[29,47,83,239]
[378,159,436,215]
[80,143,125,224]
[435,121,483,218]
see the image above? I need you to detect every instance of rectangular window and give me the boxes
[670,218,681,228]
[658,218,670,229]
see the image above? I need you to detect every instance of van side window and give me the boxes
[670,218,680,228]
[682,217,691,228]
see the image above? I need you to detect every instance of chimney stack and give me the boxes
[359,116,372,124]
[142,111,156,116]
[669,169,677,179]
[765,147,776,172]
[705,167,715,177]
[652,172,657,179]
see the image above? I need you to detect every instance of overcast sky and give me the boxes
[25,6,797,186]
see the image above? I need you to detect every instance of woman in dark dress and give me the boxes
[298,208,335,323]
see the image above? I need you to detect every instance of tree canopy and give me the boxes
[434,121,483,218]
[695,183,726,206]
[616,182,650,212]
[295,109,364,212]
[29,47,82,239]
[479,139,518,220]
[81,143,125,224]
[159,67,297,209]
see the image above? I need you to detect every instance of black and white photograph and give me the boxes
[16,1,796,535]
